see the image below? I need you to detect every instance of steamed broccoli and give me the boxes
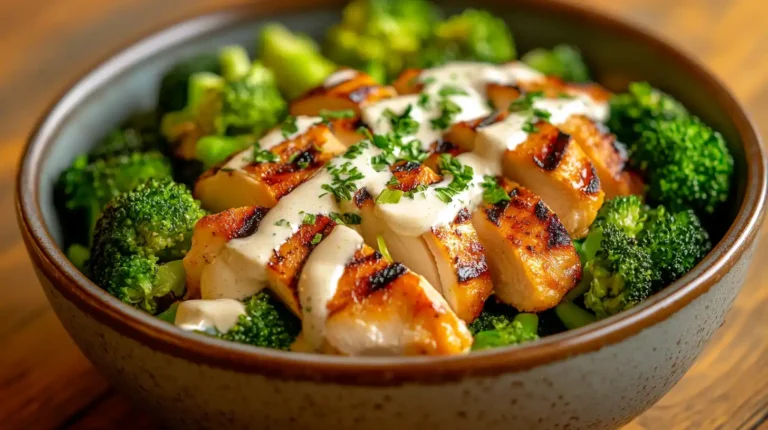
[260,24,337,99]
[219,291,301,350]
[468,298,539,350]
[422,9,516,68]
[89,112,166,160]
[158,53,221,113]
[88,180,205,314]
[56,151,173,245]
[324,0,437,83]
[580,196,711,317]
[217,50,287,136]
[640,206,711,287]
[521,44,590,82]
[634,117,734,215]
[608,82,688,144]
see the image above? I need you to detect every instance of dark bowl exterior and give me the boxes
[16,1,767,428]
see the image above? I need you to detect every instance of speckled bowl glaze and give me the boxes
[16,1,767,429]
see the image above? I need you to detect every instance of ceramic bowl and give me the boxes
[16,1,767,429]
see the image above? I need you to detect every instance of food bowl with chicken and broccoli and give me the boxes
[18,1,765,428]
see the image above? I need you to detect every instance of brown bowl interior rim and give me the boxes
[16,0,767,383]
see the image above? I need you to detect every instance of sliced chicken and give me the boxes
[500,120,605,238]
[184,206,269,299]
[291,68,397,146]
[299,225,472,356]
[353,161,493,321]
[472,178,582,311]
[194,123,346,212]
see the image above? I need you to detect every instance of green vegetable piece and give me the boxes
[324,0,438,82]
[156,302,180,324]
[522,44,590,82]
[158,53,221,113]
[422,9,516,67]
[472,313,539,351]
[555,302,597,330]
[608,82,688,143]
[88,180,205,314]
[66,243,90,273]
[195,135,255,168]
[219,291,301,350]
[260,23,337,99]
[219,45,252,82]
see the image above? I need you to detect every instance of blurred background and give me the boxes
[1,0,766,429]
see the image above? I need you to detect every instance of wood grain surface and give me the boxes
[0,0,766,429]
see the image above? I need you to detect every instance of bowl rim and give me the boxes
[16,0,767,384]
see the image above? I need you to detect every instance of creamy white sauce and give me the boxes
[323,69,360,89]
[419,61,545,96]
[223,115,322,170]
[298,225,364,351]
[175,299,246,334]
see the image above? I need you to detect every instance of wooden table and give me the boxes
[1,0,766,428]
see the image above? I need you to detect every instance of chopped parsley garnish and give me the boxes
[252,147,279,164]
[522,121,539,133]
[558,92,575,99]
[343,143,365,160]
[274,219,290,227]
[367,133,427,171]
[430,98,462,130]
[404,184,428,199]
[481,176,511,204]
[219,167,235,173]
[302,213,317,225]
[438,85,468,97]
[386,176,400,186]
[377,235,393,262]
[321,161,364,202]
[329,212,362,225]
[532,108,552,122]
[507,91,545,113]
[435,154,475,203]
[376,188,404,204]
[281,115,299,138]
[417,93,431,108]
[420,76,437,86]
[318,108,356,123]
[385,105,419,136]
[297,160,310,169]
[310,233,323,245]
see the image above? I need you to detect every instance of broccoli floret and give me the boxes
[89,112,166,160]
[158,53,221,113]
[639,206,711,286]
[219,291,301,350]
[421,9,516,68]
[324,0,438,82]
[260,24,337,99]
[218,62,287,136]
[66,243,90,273]
[634,117,734,215]
[580,196,711,317]
[608,81,688,143]
[195,135,256,168]
[521,44,590,82]
[472,312,539,351]
[56,151,173,245]
[468,297,517,335]
[582,224,655,318]
[88,180,205,313]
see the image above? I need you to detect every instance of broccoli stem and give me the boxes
[555,302,597,330]
[513,313,539,337]
[187,72,226,112]
[154,260,187,299]
[156,302,180,324]
[66,243,90,272]
[196,135,255,168]
[219,45,252,82]
[563,279,590,302]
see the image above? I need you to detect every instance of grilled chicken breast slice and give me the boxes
[353,161,493,322]
[501,121,604,238]
[299,225,472,355]
[194,123,346,212]
[472,178,582,311]
[183,206,269,299]
[291,69,397,146]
